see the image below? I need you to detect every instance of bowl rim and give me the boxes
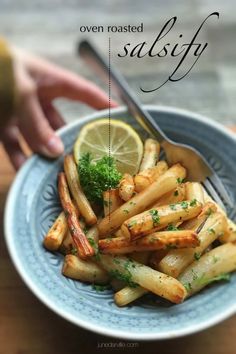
[4,105,236,340]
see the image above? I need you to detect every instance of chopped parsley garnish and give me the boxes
[109,258,138,287]
[128,220,137,228]
[206,208,214,216]
[109,269,137,288]
[149,209,160,226]
[197,272,231,287]
[167,224,179,231]
[88,237,100,261]
[194,252,201,261]
[183,282,192,292]
[177,177,185,184]
[212,255,220,264]
[174,190,179,196]
[183,272,231,293]
[181,201,189,210]
[70,247,78,255]
[190,199,197,207]
[165,244,177,250]
[83,226,88,235]
[123,209,129,214]
[208,228,216,234]
[92,284,111,292]
[170,204,177,211]
[113,257,121,265]
[78,153,122,205]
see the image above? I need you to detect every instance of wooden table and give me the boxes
[0,143,236,354]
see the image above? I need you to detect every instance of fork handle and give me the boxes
[78,40,168,143]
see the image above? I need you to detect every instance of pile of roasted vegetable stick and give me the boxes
[43,138,236,306]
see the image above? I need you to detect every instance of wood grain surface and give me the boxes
[0,139,236,354]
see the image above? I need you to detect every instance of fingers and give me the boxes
[14,48,118,110]
[39,71,118,110]
[1,123,27,169]
[41,101,65,130]
[18,92,64,158]
[59,73,118,110]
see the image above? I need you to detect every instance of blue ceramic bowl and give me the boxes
[4,106,236,340]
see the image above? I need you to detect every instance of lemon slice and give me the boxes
[74,119,143,175]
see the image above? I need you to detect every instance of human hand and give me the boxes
[0,48,117,169]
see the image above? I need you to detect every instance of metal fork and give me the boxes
[78,40,233,209]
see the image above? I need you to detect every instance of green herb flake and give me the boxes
[177,177,185,184]
[183,282,192,292]
[194,252,201,261]
[128,220,137,228]
[109,269,137,288]
[70,247,78,255]
[113,258,121,265]
[92,284,111,292]
[206,208,214,217]
[174,190,179,196]
[123,209,129,214]
[170,204,177,211]
[83,227,88,235]
[165,244,177,250]
[167,224,179,231]
[149,209,160,226]
[208,273,231,283]
[181,201,189,210]
[212,255,220,264]
[208,228,216,235]
[197,273,231,287]
[88,237,100,261]
[78,153,122,205]
[190,199,197,207]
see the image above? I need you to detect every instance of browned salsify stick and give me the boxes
[103,189,123,216]
[64,155,97,225]
[122,200,202,241]
[58,172,94,259]
[99,230,199,254]
[119,173,135,201]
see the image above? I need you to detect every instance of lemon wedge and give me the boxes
[74,119,143,175]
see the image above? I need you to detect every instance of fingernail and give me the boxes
[46,136,64,156]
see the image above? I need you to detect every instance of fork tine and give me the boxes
[202,179,226,212]
[208,173,234,208]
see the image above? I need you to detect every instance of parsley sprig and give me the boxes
[78,153,122,205]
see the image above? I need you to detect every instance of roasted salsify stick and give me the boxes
[59,230,75,255]
[99,230,199,254]
[43,211,68,251]
[185,182,204,203]
[179,243,236,296]
[103,189,123,216]
[122,201,202,240]
[139,138,160,171]
[64,155,97,225]
[119,173,135,201]
[114,286,148,307]
[134,161,168,192]
[58,172,94,259]
[62,254,109,284]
